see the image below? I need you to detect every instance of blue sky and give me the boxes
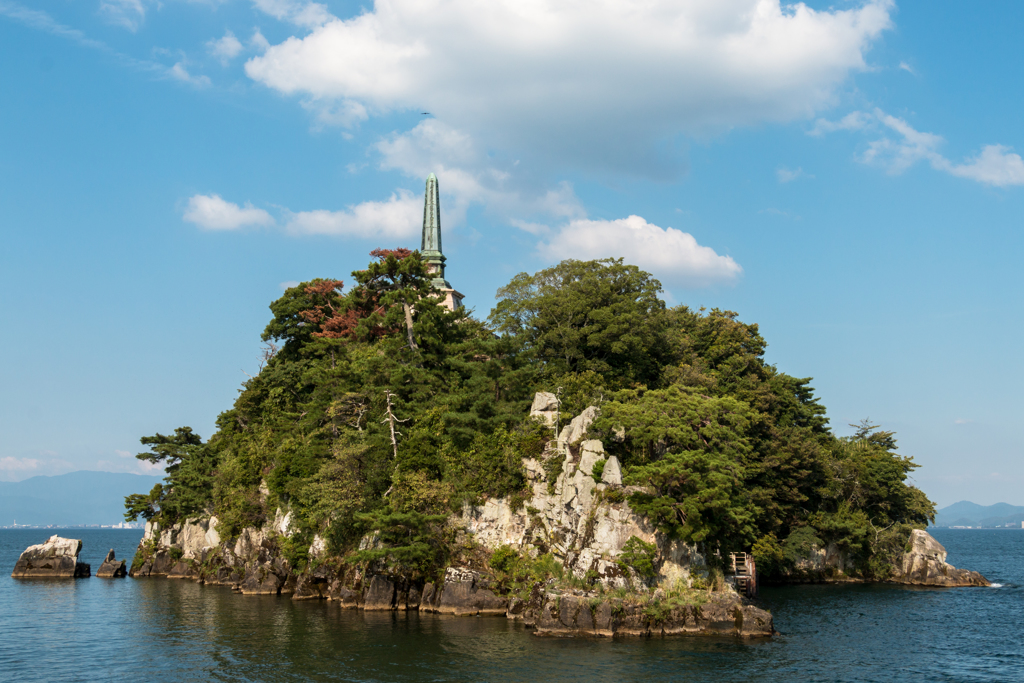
[1,0,1021,507]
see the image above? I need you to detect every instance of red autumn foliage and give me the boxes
[299,251,411,340]
[369,247,413,261]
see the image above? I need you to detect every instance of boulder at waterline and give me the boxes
[11,535,90,578]
[96,549,127,578]
[892,529,990,587]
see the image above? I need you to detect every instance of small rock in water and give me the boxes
[11,535,91,578]
[96,549,127,578]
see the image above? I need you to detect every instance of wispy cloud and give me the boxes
[776,167,807,183]
[207,30,244,65]
[813,108,1024,187]
[0,2,211,85]
[251,0,333,28]
[99,0,147,32]
[169,63,212,87]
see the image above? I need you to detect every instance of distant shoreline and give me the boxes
[931,526,1024,530]
[0,525,144,530]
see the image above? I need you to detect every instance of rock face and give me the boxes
[559,406,599,447]
[892,529,990,587]
[428,568,507,616]
[529,392,560,426]
[96,549,127,578]
[11,535,90,578]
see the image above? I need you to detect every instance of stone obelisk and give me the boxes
[420,173,463,310]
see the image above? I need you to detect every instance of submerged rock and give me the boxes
[891,529,990,587]
[11,535,90,578]
[96,549,127,578]
[520,591,772,638]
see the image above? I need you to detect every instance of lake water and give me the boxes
[0,528,1020,682]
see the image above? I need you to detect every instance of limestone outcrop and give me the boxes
[12,535,90,578]
[891,529,990,587]
[529,391,559,426]
[96,549,127,578]
[458,428,703,590]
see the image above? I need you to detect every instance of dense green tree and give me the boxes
[489,258,670,387]
[601,386,758,551]
[124,427,215,524]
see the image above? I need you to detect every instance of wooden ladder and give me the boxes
[729,552,757,598]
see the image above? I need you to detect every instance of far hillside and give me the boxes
[932,501,1024,528]
[0,471,164,526]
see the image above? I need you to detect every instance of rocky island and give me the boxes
[119,175,986,639]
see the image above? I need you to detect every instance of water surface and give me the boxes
[1,528,1019,681]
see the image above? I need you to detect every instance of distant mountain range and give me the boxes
[0,471,164,526]
[933,501,1024,528]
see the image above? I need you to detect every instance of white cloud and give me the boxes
[285,190,422,238]
[815,108,1024,187]
[99,0,147,31]
[538,215,741,287]
[245,0,893,175]
[279,280,300,290]
[169,62,212,87]
[115,449,132,458]
[184,194,275,230]
[0,456,40,472]
[208,30,244,64]
[251,0,333,28]
[898,61,915,75]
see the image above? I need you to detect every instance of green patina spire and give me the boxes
[420,173,448,288]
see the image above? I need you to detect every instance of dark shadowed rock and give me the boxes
[434,567,508,616]
[12,535,90,578]
[406,583,422,610]
[293,573,329,600]
[239,559,289,595]
[328,581,360,608]
[362,575,397,611]
[96,549,127,578]
[892,529,990,587]
[419,582,438,611]
[168,560,198,579]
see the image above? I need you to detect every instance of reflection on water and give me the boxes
[1,528,1022,682]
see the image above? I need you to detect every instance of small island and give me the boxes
[121,175,986,638]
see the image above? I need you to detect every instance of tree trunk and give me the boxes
[403,302,418,350]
